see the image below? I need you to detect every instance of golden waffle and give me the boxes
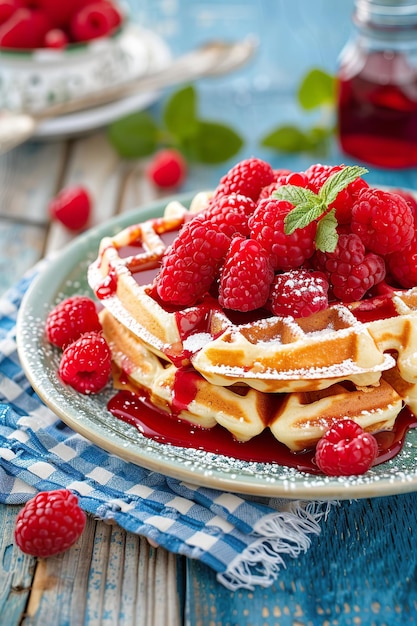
[88,201,417,395]
[100,308,403,450]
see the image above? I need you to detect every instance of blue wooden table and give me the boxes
[2,1,417,624]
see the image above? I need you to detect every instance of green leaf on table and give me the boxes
[107,111,159,158]
[164,85,199,140]
[315,209,338,252]
[261,125,310,152]
[297,68,336,110]
[183,120,243,164]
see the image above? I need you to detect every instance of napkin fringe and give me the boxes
[217,500,335,590]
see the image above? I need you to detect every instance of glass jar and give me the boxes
[337,0,417,168]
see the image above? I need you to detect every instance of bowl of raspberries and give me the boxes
[0,0,150,113]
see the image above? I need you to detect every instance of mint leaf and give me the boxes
[182,120,243,164]
[261,125,308,152]
[315,209,338,252]
[274,165,368,242]
[298,68,336,111]
[319,165,368,205]
[164,85,199,140]
[107,111,158,158]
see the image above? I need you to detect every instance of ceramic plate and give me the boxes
[16,195,417,500]
[35,28,171,139]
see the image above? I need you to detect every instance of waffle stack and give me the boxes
[88,200,417,452]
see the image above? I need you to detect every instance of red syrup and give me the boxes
[107,389,417,476]
[337,51,417,168]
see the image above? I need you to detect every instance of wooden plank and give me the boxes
[44,132,125,256]
[15,514,182,625]
[0,505,36,626]
[0,141,66,223]
[0,221,46,295]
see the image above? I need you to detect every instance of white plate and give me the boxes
[16,195,417,500]
[35,28,171,139]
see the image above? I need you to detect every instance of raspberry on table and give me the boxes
[313,233,386,301]
[146,148,187,189]
[351,188,414,255]
[268,270,329,318]
[249,198,316,271]
[58,331,112,394]
[218,236,274,312]
[212,157,275,202]
[155,219,231,306]
[197,193,256,238]
[314,419,379,476]
[49,185,92,231]
[14,489,86,558]
[45,295,102,349]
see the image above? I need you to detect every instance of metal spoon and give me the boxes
[0,37,257,154]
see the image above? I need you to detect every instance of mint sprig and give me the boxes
[273,165,368,252]
[107,85,243,164]
[260,68,336,156]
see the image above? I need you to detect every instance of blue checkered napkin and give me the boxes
[0,267,333,590]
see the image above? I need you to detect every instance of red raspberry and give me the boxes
[45,296,102,348]
[22,0,75,29]
[49,185,92,231]
[314,233,386,301]
[146,149,187,189]
[15,489,86,558]
[0,8,51,48]
[249,198,316,271]
[305,163,369,224]
[0,0,21,26]
[197,193,256,238]
[351,188,414,255]
[257,169,293,202]
[212,157,275,202]
[391,188,417,221]
[269,270,329,318]
[155,219,230,306]
[70,1,116,42]
[315,419,378,476]
[219,237,274,312]
[58,331,112,394]
[44,27,68,48]
[386,235,417,288]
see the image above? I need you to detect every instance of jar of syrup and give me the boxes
[337,0,417,168]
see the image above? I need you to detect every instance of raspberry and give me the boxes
[155,219,230,306]
[0,7,51,48]
[386,236,417,288]
[269,270,329,318]
[351,188,414,255]
[0,0,21,26]
[212,157,274,202]
[44,27,68,48]
[315,419,378,476]
[218,237,274,312]
[14,489,86,558]
[314,233,386,301]
[249,198,316,271]
[146,149,187,189]
[58,331,112,394]
[70,1,117,42]
[49,185,91,231]
[391,188,417,221]
[197,193,256,238]
[305,163,368,224]
[45,295,102,348]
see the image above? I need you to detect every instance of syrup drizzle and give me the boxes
[107,390,417,475]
